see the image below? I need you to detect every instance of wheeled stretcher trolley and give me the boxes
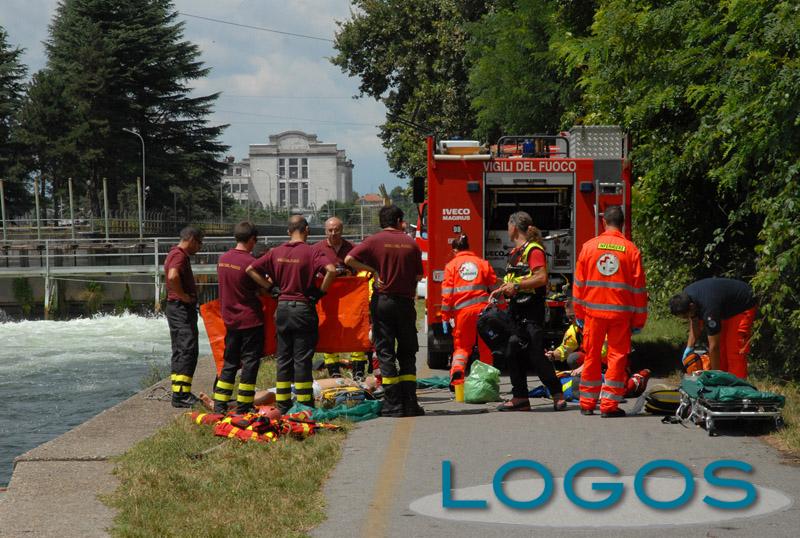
[675,371,785,436]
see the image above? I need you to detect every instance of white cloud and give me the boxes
[0,0,402,194]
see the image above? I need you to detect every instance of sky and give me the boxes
[1,0,397,196]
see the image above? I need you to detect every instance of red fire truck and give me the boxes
[414,126,632,369]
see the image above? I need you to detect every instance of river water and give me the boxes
[0,314,210,486]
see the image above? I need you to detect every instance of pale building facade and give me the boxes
[248,131,354,210]
[221,157,251,204]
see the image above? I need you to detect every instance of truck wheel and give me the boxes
[427,351,450,370]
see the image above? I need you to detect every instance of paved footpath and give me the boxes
[2,335,799,537]
[0,358,217,537]
[313,338,800,538]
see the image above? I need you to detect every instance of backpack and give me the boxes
[476,304,519,369]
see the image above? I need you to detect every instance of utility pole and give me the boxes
[34,176,42,241]
[68,177,75,241]
[136,177,144,240]
[103,177,110,242]
[0,179,6,242]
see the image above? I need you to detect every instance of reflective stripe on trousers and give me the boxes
[579,316,631,413]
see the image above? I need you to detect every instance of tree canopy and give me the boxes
[0,26,29,212]
[15,0,228,217]
[334,0,800,376]
[332,0,490,180]
[559,0,800,374]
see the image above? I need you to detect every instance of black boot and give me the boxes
[236,404,254,415]
[326,363,341,377]
[351,360,367,381]
[380,384,404,417]
[172,392,200,409]
[401,381,425,417]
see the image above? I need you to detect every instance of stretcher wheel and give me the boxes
[705,418,716,436]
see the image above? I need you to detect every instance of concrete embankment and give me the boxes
[0,356,216,537]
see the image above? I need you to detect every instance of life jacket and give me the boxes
[556,323,608,359]
[319,386,369,409]
[503,241,546,298]
[529,376,577,401]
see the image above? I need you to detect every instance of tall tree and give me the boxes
[560,0,800,375]
[0,26,29,214]
[333,0,490,181]
[467,0,595,140]
[17,0,228,216]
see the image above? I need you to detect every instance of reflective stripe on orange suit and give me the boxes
[441,251,497,378]
[573,229,647,413]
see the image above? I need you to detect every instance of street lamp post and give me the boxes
[122,128,146,230]
[255,168,274,224]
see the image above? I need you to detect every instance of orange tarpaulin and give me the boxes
[200,276,372,375]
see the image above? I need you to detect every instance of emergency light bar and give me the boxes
[439,140,482,155]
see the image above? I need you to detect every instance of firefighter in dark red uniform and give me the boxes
[247,216,336,414]
[164,225,204,408]
[493,211,565,411]
[312,216,369,378]
[574,205,647,417]
[346,205,424,417]
[441,234,496,385]
[212,222,264,414]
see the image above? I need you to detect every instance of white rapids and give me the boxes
[0,313,210,486]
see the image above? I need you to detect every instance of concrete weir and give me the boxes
[0,356,216,537]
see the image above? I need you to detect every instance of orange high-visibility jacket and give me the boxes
[441,251,497,321]
[573,229,648,328]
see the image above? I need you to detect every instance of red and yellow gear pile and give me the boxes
[189,411,340,443]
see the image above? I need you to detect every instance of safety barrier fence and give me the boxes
[0,235,358,316]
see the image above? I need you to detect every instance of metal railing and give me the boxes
[0,235,356,316]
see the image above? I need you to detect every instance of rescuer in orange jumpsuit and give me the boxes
[574,205,647,417]
[440,234,497,386]
[668,278,757,379]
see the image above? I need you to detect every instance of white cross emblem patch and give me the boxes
[459,261,479,281]
[596,253,620,276]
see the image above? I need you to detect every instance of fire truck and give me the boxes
[413,126,632,369]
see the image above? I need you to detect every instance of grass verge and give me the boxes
[645,319,800,459]
[103,358,349,538]
[631,315,686,375]
[745,376,800,460]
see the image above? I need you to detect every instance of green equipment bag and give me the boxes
[464,361,502,404]
[645,389,681,415]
